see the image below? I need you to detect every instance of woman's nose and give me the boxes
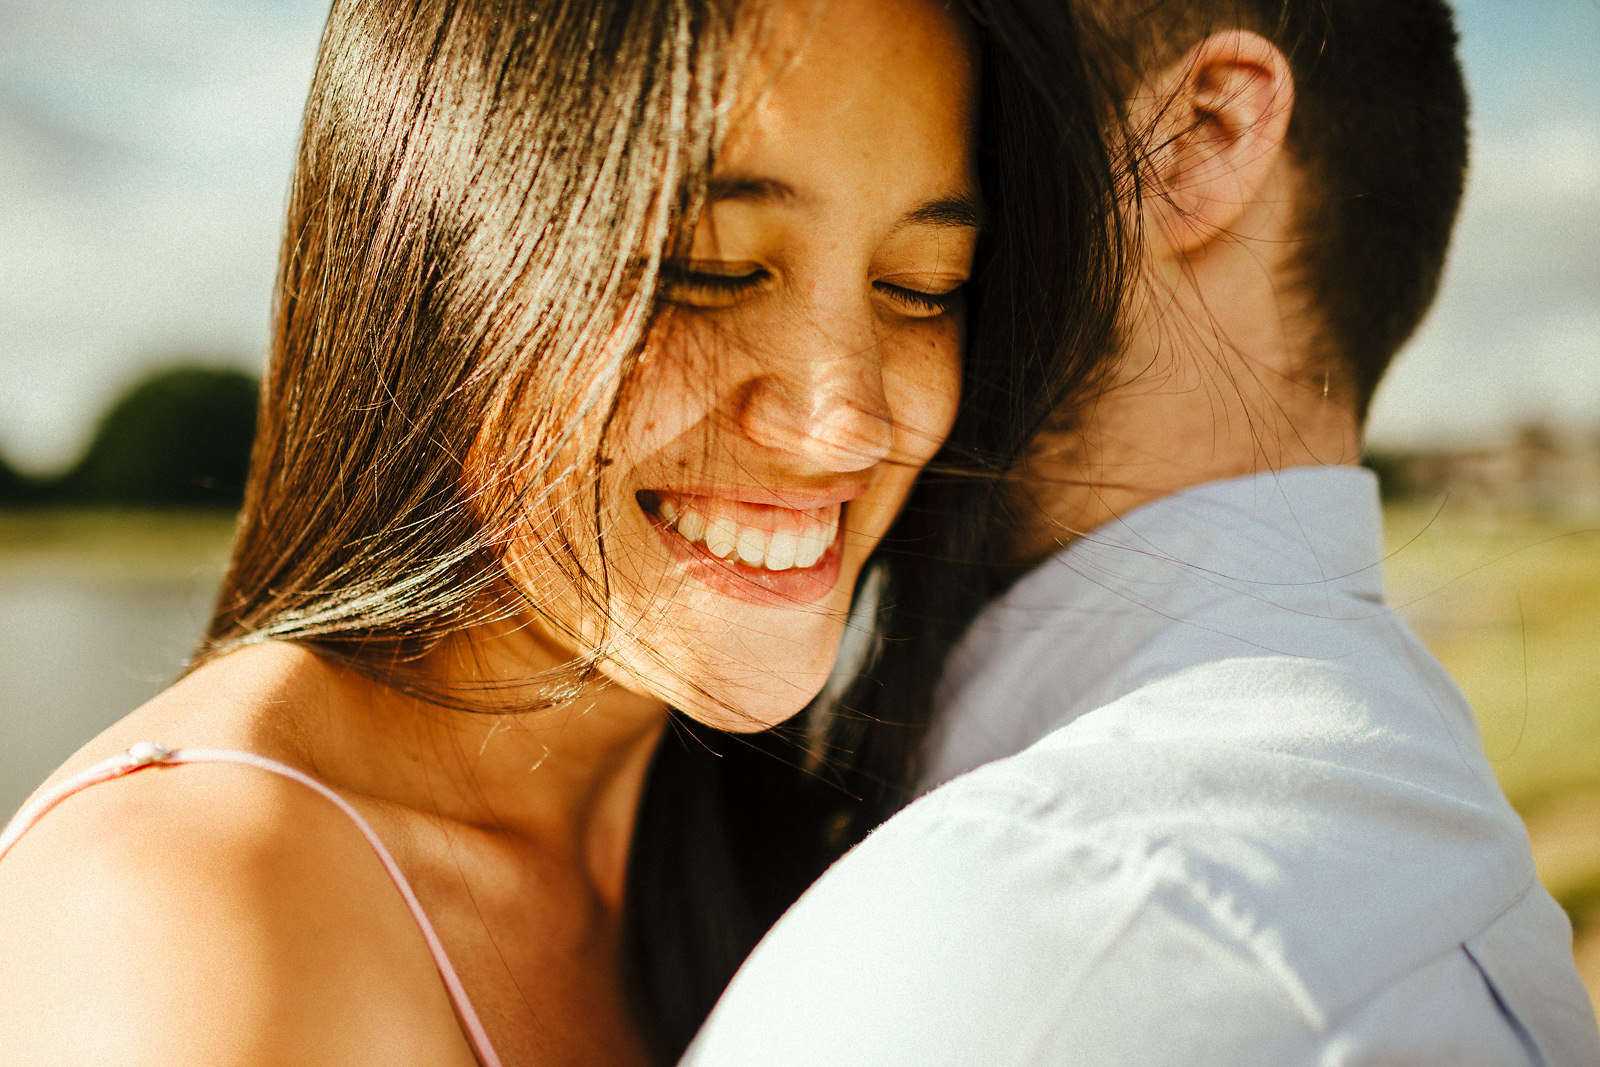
[734,334,895,473]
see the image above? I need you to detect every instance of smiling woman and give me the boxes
[0,0,1120,1063]
[582,0,976,728]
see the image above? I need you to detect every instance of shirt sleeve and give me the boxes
[680,774,1540,1067]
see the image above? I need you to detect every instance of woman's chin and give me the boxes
[672,666,837,735]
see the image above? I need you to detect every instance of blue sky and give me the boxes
[1366,0,1600,446]
[1,0,1597,471]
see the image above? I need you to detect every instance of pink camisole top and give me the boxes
[0,742,505,1067]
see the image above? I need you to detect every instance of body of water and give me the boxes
[0,512,231,818]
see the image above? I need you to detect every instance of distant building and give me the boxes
[1374,425,1600,519]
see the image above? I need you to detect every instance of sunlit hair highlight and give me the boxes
[199,0,746,706]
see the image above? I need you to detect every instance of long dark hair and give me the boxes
[626,0,1127,1056]
[201,0,739,694]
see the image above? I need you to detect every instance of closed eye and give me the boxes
[874,280,965,318]
[661,262,770,309]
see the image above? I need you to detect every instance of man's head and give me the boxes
[1007,0,1468,561]
[1087,0,1469,418]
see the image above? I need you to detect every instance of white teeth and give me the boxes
[764,531,798,571]
[676,508,705,543]
[794,527,827,569]
[735,527,766,565]
[703,517,739,560]
[651,496,839,572]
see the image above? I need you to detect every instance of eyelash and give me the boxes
[662,266,768,299]
[876,282,960,316]
[661,265,962,317]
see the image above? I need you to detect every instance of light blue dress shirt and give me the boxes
[685,467,1600,1066]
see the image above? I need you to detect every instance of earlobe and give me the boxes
[1135,30,1295,256]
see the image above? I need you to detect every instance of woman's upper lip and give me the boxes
[647,482,870,510]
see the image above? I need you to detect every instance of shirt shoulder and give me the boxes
[688,660,1586,1066]
[686,769,1317,1065]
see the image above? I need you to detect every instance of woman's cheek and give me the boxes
[886,321,962,465]
[612,321,720,464]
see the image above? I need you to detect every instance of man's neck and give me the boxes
[1008,248,1362,566]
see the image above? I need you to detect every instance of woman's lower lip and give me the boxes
[647,512,844,607]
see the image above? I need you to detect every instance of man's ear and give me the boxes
[1131,30,1294,257]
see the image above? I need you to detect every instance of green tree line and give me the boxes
[1,367,258,508]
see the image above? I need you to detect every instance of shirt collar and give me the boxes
[923,466,1388,789]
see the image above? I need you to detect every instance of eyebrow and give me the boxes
[706,174,984,231]
[902,192,984,231]
[706,175,800,205]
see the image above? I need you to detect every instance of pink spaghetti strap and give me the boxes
[0,743,504,1067]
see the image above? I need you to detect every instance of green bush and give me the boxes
[0,453,45,505]
[1362,448,1421,502]
[57,367,260,507]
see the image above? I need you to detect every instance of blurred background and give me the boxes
[2,0,1597,1011]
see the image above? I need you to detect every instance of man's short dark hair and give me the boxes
[1085,0,1469,418]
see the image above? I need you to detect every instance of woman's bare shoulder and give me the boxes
[0,742,477,1064]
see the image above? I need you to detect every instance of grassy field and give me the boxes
[0,508,237,581]
[1384,500,1600,1010]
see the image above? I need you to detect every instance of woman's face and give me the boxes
[535,0,976,730]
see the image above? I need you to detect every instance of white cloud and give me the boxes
[1367,117,1600,449]
[0,0,324,472]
